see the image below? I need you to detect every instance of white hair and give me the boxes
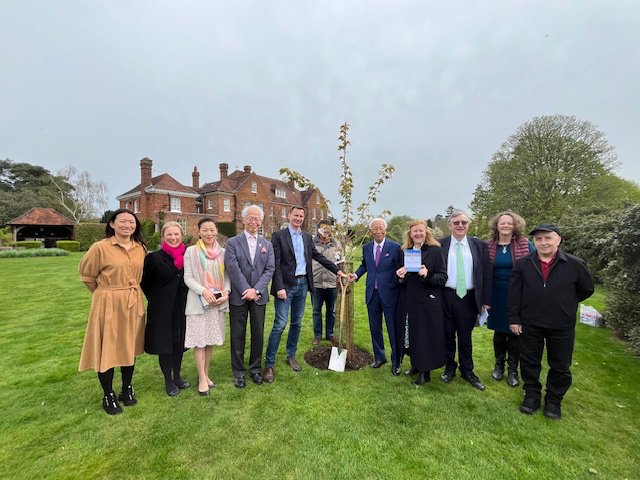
[369,217,387,229]
[241,204,264,220]
[447,209,472,224]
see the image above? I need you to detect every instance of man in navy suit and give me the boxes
[439,209,492,391]
[224,205,275,388]
[351,218,402,374]
[263,206,346,383]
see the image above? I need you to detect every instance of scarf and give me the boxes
[195,239,225,291]
[161,241,185,270]
[488,236,531,264]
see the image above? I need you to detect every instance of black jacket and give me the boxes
[508,250,594,330]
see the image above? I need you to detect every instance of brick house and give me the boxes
[116,158,330,239]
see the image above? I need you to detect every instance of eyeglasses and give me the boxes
[244,216,261,223]
[452,220,469,226]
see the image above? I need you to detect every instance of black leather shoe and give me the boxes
[519,396,541,415]
[175,378,190,389]
[102,392,122,415]
[251,373,263,385]
[165,382,180,396]
[392,366,401,376]
[405,367,418,376]
[440,369,455,383]
[507,370,520,387]
[370,359,387,369]
[543,402,562,420]
[462,373,485,391]
[234,376,246,388]
[413,371,431,386]
[118,385,137,406]
[198,388,210,396]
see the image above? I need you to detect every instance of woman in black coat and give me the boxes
[395,220,448,386]
[141,221,189,396]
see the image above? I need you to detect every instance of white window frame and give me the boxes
[251,181,257,193]
[276,188,286,198]
[223,197,231,212]
[281,207,286,218]
[207,198,213,210]
[170,197,181,213]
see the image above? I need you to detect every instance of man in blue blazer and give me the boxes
[439,209,492,390]
[352,218,402,374]
[263,206,346,383]
[224,205,275,388]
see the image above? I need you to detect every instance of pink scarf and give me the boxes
[161,241,185,270]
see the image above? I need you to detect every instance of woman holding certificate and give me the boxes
[184,217,231,396]
[395,220,448,386]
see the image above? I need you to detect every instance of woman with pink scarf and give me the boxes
[183,217,231,395]
[141,221,190,396]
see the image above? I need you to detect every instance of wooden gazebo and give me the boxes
[6,208,75,247]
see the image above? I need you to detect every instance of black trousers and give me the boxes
[442,288,478,375]
[493,331,520,368]
[229,301,266,377]
[520,324,575,404]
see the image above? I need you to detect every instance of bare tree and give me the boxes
[52,166,108,223]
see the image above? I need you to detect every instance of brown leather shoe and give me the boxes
[286,357,302,372]
[327,335,338,346]
[263,367,274,383]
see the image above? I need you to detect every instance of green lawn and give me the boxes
[0,254,638,479]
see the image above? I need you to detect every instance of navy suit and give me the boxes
[224,233,275,377]
[355,239,402,365]
[439,235,492,376]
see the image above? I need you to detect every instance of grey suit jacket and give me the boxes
[224,233,275,306]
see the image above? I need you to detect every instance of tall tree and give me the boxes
[470,115,618,233]
[0,159,73,225]
[52,166,108,223]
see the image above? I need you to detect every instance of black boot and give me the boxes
[492,356,505,381]
[507,363,519,387]
[412,371,431,386]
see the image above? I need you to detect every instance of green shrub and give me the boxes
[16,241,42,249]
[146,232,161,251]
[56,240,80,252]
[216,221,236,239]
[0,248,70,258]
[603,204,640,354]
[75,223,105,251]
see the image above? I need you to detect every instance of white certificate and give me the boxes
[404,249,421,273]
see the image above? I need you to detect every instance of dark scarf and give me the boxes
[161,241,185,270]
[487,236,530,264]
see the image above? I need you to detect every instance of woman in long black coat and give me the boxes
[141,221,189,396]
[395,220,448,386]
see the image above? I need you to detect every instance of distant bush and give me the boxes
[216,222,236,239]
[56,240,80,252]
[76,223,105,251]
[0,248,70,258]
[146,232,161,251]
[15,241,42,249]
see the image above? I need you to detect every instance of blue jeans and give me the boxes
[312,287,337,339]
[265,278,308,368]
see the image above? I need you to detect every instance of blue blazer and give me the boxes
[354,239,402,308]
[439,235,492,312]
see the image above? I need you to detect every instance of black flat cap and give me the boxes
[529,224,561,236]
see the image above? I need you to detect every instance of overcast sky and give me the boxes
[2,1,639,221]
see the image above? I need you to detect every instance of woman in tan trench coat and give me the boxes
[79,209,146,415]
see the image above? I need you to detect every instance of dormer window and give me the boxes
[276,188,286,198]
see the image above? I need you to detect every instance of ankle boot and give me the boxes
[507,366,519,387]
[492,357,505,380]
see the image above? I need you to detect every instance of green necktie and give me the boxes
[456,242,467,298]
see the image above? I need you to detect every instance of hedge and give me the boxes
[76,223,105,251]
[15,241,42,249]
[0,248,70,258]
[56,240,80,252]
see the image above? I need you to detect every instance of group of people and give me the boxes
[79,205,593,420]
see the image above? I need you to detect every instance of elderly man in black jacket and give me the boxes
[508,224,594,420]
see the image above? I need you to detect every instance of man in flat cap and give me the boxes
[508,224,594,419]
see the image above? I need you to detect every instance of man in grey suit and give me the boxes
[224,205,275,388]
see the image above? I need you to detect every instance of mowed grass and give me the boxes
[0,254,638,479]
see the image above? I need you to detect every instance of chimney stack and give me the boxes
[220,163,228,180]
[243,165,251,173]
[140,158,153,188]
[192,166,200,189]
